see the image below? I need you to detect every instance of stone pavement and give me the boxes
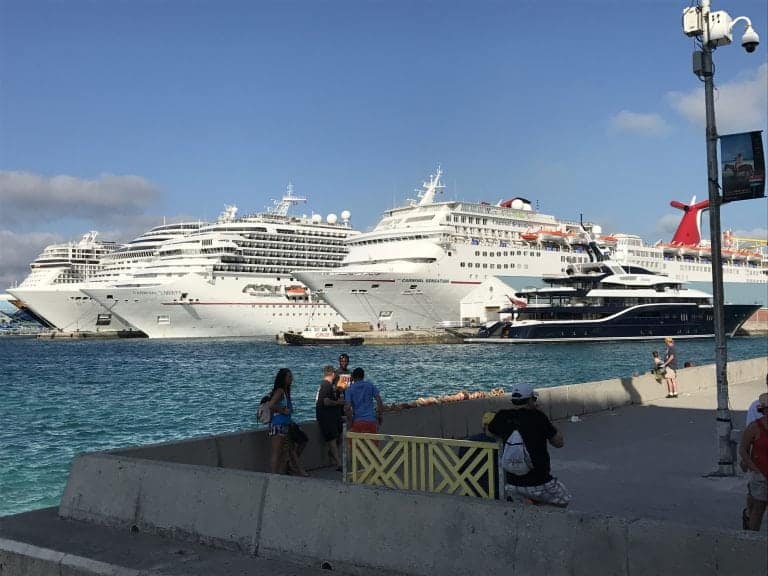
[550,376,767,532]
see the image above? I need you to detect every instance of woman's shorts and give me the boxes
[268,423,290,437]
[665,367,676,379]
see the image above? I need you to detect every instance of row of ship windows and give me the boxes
[474,250,542,258]
[353,235,428,246]
[460,262,533,270]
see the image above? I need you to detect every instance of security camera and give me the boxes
[741,25,759,53]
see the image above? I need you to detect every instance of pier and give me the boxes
[1,357,766,575]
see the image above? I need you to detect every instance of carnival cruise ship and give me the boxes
[83,187,361,338]
[295,168,767,329]
[8,223,204,334]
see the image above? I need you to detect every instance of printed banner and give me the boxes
[720,131,765,203]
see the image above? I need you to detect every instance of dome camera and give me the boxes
[741,25,759,53]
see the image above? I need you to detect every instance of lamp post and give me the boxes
[682,1,761,476]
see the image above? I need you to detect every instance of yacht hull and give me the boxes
[466,303,761,343]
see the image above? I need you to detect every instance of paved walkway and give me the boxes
[314,377,768,531]
[551,376,766,531]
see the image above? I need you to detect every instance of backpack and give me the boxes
[257,395,272,425]
[501,430,532,475]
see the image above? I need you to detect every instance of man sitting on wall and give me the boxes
[488,384,571,507]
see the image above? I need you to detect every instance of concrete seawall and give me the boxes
[4,357,766,575]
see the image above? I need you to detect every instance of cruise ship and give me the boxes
[82,187,361,338]
[295,168,767,329]
[8,223,203,334]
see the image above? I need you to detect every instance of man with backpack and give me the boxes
[488,384,571,507]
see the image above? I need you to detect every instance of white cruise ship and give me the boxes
[82,187,361,338]
[295,168,767,329]
[8,223,203,334]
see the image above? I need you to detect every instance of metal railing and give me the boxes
[344,431,499,500]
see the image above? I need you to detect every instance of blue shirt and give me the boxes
[271,393,292,426]
[344,380,381,423]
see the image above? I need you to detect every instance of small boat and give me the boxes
[283,325,364,346]
[538,229,570,244]
[600,235,618,246]
[520,231,539,242]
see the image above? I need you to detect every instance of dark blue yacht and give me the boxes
[467,239,760,343]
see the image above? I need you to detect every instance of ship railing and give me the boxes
[343,431,499,500]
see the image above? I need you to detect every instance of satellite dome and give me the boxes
[522,204,532,211]
[341,210,351,221]
[510,199,524,210]
[311,214,322,224]
[326,213,338,224]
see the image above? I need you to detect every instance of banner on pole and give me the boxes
[720,131,765,203]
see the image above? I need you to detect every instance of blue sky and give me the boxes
[1,0,766,287]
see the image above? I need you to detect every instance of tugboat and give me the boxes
[466,232,760,343]
[283,325,364,346]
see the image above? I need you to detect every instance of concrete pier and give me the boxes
[1,357,766,575]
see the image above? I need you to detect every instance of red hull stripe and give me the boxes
[450,281,482,285]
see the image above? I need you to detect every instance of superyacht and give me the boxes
[8,223,203,334]
[295,168,767,329]
[83,187,360,338]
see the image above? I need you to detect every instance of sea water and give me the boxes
[1,336,766,516]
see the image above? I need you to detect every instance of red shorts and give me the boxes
[349,420,378,434]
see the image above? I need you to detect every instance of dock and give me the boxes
[1,357,766,575]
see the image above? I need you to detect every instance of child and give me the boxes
[651,351,665,383]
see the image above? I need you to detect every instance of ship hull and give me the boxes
[466,303,761,343]
[83,273,344,339]
[7,287,137,334]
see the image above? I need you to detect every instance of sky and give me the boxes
[1,0,767,288]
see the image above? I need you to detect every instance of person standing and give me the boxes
[316,364,344,470]
[745,374,768,428]
[488,384,571,507]
[344,367,384,434]
[267,368,307,476]
[738,393,768,531]
[334,353,352,395]
[662,337,678,398]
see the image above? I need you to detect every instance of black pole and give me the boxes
[701,44,734,476]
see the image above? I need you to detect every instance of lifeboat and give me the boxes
[538,229,569,244]
[679,245,698,258]
[659,243,680,257]
[600,235,618,246]
[520,231,539,242]
[286,286,308,297]
[747,252,762,264]
[731,251,748,262]
[697,247,712,259]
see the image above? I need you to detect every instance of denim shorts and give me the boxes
[268,423,290,437]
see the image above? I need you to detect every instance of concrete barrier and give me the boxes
[58,458,768,576]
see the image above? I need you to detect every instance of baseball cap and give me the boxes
[510,384,537,402]
[481,411,496,427]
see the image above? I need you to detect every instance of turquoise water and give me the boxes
[1,336,766,516]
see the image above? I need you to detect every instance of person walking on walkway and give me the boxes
[334,353,352,395]
[739,392,768,531]
[745,374,768,428]
[316,364,344,469]
[662,337,678,398]
[344,367,384,434]
[488,384,571,507]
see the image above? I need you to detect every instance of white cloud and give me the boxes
[0,230,63,290]
[610,111,670,136]
[0,171,161,226]
[731,227,768,240]
[667,63,768,133]
[655,213,682,238]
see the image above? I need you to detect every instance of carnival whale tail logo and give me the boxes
[669,196,710,246]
